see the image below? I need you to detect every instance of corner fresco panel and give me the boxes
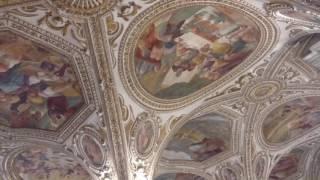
[0,31,84,131]
[135,6,260,99]
[162,113,231,162]
[13,147,92,180]
[263,96,320,143]
[269,148,304,180]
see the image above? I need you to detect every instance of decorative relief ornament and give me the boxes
[119,0,277,110]
[46,0,117,17]
[243,79,284,103]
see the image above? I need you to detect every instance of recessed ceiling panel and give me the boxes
[0,31,84,131]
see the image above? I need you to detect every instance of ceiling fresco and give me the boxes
[12,146,92,180]
[134,5,259,99]
[162,113,231,162]
[0,31,84,131]
[262,96,320,144]
[1,0,320,180]
[268,148,306,180]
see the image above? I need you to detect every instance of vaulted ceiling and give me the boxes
[0,0,320,180]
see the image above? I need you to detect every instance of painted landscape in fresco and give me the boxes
[14,147,92,180]
[82,135,104,166]
[0,31,84,130]
[135,6,260,99]
[162,113,231,162]
[263,96,320,143]
[155,173,205,180]
[269,148,304,180]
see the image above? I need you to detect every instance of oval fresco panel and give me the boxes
[119,0,276,110]
[136,120,155,155]
[269,148,304,180]
[263,96,320,144]
[162,113,231,162]
[155,173,205,180]
[13,146,92,180]
[0,31,84,130]
[82,135,104,166]
[135,6,259,99]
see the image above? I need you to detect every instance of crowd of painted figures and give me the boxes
[135,6,259,99]
[0,32,84,130]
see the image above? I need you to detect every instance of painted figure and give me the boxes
[136,121,154,154]
[82,135,104,166]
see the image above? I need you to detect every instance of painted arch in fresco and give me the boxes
[162,113,232,162]
[134,6,260,99]
[262,96,320,144]
[0,31,84,131]
[269,148,305,180]
[155,173,206,180]
[11,146,92,180]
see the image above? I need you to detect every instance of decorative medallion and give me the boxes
[0,31,84,131]
[46,0,117,17]
[130,112,159,158]
[82,135,104,167]
[119,0,277,110]
[10,146,92,180]
[243,80,283,103]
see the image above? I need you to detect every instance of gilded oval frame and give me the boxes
[119,0,278,111]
